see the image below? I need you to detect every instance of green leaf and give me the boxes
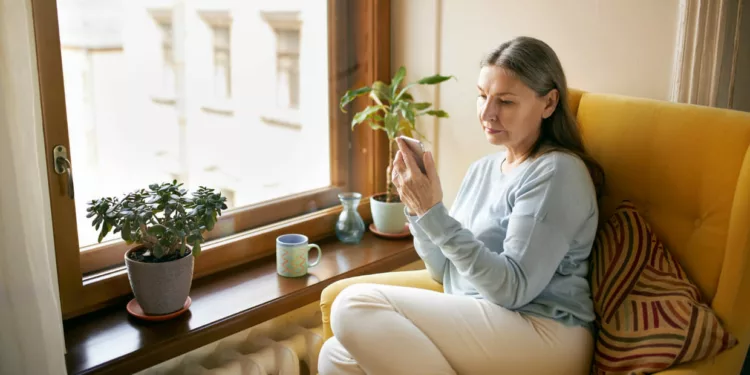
[417,74,456,85]
[152,244,165,258]
[97,222,111,243]
[395,83,417,101]
[384,112,399,138]
[412,102,431,111]
[192,242,201,257]
[424,109,449,118]
[411,126,431,144]
[370,81,390,105]
[121,221,132,243]
[186,234,201,244]
[352,105,383,128]
[390,66,406,97]
[159,238,173,249]
[405,109,416,127]
[147,224,167,236]
[339,86,371,112]
[205,215,215,231]
[369,123,387,132]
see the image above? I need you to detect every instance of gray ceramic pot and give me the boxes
[370,193,407,234]
[124,247,194,315]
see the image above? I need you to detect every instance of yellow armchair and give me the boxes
[320,91,750,374]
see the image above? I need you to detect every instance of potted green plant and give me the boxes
[87,181,227,315]
[340,66,454,234]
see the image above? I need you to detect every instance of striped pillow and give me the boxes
[590,201,737,374]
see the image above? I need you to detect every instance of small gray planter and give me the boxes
[370,193,407,234]
[124,247,194,315]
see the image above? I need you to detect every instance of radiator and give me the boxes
[135,301,324,375]
[135,262,426,375]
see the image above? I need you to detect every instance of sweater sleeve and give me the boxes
[405,161,479,284]
[406,208,446,283]
[413,155,593,309]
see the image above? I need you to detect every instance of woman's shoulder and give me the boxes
[527,150,588,176]
[523,151,596,202]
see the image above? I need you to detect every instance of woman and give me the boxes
[318,36,605,375]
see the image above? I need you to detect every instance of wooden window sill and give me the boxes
[63,232,419,375]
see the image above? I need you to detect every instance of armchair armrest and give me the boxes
[320,269,443,340]
[653,346,747,375]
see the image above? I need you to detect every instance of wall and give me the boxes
[392,0,682,206]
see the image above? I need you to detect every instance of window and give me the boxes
[211,25,231,99]
[33,0,390,318]
[159,21,175,96]
[275,29,300,109]
[149,9,176,101]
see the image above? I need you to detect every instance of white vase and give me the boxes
[370,194,407,234]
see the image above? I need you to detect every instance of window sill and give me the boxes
[201,100,234,116]
[260,110,301,130]
[151,94,176,105]
[63,232,418,375]
[77,187,345,280]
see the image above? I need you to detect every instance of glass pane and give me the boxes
[56,0,331,248]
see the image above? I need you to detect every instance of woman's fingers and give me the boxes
[395,138,419,173]
[424,151,439,182]
[393,151,407,172]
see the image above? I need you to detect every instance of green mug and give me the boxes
[276,234,322,277]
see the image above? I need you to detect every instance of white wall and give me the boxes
[392,0,682,206]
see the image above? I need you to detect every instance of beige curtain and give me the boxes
[671,0,744,107]
[0,0,68,374]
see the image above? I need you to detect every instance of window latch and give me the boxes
[53,145,74,200]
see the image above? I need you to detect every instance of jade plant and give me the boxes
[339,66,454,203]
[86,181,227,262]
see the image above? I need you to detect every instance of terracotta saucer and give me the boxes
[127,297,192,322]
[369,223,412,239]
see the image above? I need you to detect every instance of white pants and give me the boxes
[318,283,593,375]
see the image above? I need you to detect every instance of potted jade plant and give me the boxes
[87,181,227,315]
[339,66,454,234]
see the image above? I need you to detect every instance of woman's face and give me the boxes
[476,65,557,148]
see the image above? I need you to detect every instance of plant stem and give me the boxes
[386,138,396,202]
[139,223,159,248]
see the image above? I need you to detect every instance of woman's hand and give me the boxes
[392,137,443,216]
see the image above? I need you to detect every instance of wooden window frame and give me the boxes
[31,0,391,319]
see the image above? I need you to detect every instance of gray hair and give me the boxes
[480,36,604,198]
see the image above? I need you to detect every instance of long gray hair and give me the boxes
[481,36,605,198]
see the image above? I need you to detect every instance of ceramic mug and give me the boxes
[276,234,322,277]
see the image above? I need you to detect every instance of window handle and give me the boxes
[53,145,74,200]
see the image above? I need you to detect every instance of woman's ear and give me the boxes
[542,89,559,119]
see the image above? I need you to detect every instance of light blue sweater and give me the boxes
[407,151,598,329]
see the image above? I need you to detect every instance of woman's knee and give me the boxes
[317,338,339,375]
[330,283,388,342]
